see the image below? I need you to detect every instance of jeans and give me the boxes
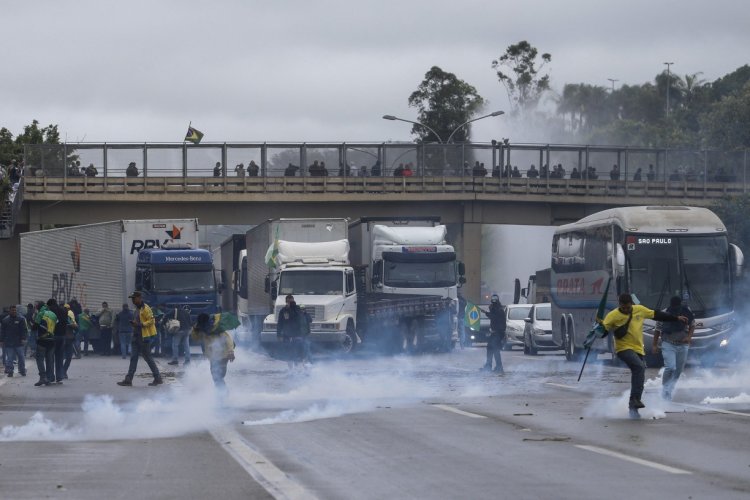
[171,330,191,363]
[100,327,113,356]
[210,358,229,387]
[36,341,55,382]
[62,338,75,377]
[617,349,646,406]
[53,337,65,382]
[4,346,26,375]
[485,335,504,371]
[125,336,161,381]
[119,331,133,357]
[661,341,689,399]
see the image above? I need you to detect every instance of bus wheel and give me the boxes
[564,326,578,362]
[524,331,538,355]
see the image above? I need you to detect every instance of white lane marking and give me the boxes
[432,404,487,419]
[672,402,750,418]
[575,445,692,475]
[210,426,317,500]
[545,382,580,390]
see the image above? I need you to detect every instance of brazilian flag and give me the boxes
[214,312,241,333]
[464,300,481,332]
[583,276,612,348]
[264,225,280,268]
[185,126,204,144]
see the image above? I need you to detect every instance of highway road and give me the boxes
[1,345,749,499]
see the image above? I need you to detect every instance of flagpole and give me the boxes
[184,121,191,145]
[577,346,592,382]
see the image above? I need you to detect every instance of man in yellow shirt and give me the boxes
[602,293,687,419]
[117,291,163,387]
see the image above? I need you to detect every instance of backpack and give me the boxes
[613,312,633,339]
[165,308,181,334]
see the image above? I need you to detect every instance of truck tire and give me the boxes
[402,319,420,354]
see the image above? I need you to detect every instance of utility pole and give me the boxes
[607,78,618,92]
[664,62,674,116]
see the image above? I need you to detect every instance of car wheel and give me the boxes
[524,331,538,355]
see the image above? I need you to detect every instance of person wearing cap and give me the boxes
[652,296,695,401]
[602,293,687,418]
[480,294,506,373]
[117,291,163,386]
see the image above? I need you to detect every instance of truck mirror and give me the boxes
[270,281,278,300]
[615,243,626,276]
[458,276,466,285]
[458,262,466,276]
[521,287,528,298]
[513,278,521,304]
[264,276,270,293]
[730,243,744,277]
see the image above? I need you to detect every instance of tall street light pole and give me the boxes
[607,78,618,92]
[445,110,505,144]
[381,115,443,143]
[664,62,674,116]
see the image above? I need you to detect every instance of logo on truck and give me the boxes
[129,225,185,254]
[53,239,88,307]
[70,239,81,272]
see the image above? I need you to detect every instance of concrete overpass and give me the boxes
[2,141,746,305]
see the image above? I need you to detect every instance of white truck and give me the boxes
[249,218,454,354]
[20,219,203,311]
[348,217,464,351]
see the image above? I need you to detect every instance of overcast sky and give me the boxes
[3,0,749,145]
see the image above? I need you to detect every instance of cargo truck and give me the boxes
[348,217,464,351]
[20,219,216,316]
[249,218,454,354]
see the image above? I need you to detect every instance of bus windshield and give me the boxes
[279,270,343,295]
[626,234,730,316]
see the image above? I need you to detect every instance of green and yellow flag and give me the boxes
[264,225,280,268]
[185,126,204,144]
[464,300,481,332]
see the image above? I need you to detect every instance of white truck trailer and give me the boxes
[20,219,200,310]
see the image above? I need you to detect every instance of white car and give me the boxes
[523,303,559,355]
[505,304,532,349]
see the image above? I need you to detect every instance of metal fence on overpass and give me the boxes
[23,142,749,186]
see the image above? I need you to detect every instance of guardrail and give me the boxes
[21,174,747,201]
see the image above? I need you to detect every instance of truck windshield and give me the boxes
[383,261,457,288]
[152,265,215,293]
[279,270,343,295]
[626,234,730,316]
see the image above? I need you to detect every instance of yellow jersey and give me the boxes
[602,304,656,355]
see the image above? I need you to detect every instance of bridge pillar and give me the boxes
[460,222,482,304]
[0,237,20,305]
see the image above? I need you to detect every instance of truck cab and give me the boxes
[260,240,358,351]
[135,245,218,320]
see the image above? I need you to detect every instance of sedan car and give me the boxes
[523,303,560,355]
[504,304,532,349]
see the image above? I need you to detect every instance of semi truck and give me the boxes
[247,218,454,354]
[348,217,464,351]
[217,233,251,343]
[20,219,217,315]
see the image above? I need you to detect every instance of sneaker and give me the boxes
[148,378,164,386]
[6,373,13,377]
[34,380,47,387]
[56,380,63,384]
[167,360,178,365]
[492,368,505,374]
[116,380,133,386]
[479,365,492,372]
[628,409,641,420]
[20,372,26,377]
[632,399,646,409]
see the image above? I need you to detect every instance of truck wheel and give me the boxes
[402,320,419,354]
[342,321,356,354]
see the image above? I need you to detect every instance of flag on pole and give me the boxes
[583,276,612,348]
[264,225,280,268]
[464,300,481,332]
[185,125,204,144]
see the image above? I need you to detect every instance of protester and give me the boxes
[117,291,163,387]
[190,313,236,388]
[77,308,94,356]
[1,305,28,377]
[125,162,139,177]
[276,294,305,369]
[234,163,245,177]
[33,301,57,386]
[114,303,134,359]
[480,294,506,373]
[167,305,192,366]
[653,296,695,401]
[62,304,78,379]
[97,301,114,356]
[46,299,68,384]
[602,293,687,418]
[247,160,260,177]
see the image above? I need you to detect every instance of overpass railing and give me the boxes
[22,142,749,188]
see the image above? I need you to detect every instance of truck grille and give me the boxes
[275,305,324,321]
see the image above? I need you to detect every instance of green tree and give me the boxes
[407,66,485,143]
[492,41,551,115]
[0,120,61,166]
[700,83,750,149]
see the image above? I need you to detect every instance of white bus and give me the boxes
[550,206,744,365]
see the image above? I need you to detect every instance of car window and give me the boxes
[508,307,531,320]
[535,305,551,321]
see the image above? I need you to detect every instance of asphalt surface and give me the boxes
[1,345,749,500]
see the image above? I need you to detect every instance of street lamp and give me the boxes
[382,115,443,143]
[607,78,618,92]
[445,110,505,144]
[664,62,674,116]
